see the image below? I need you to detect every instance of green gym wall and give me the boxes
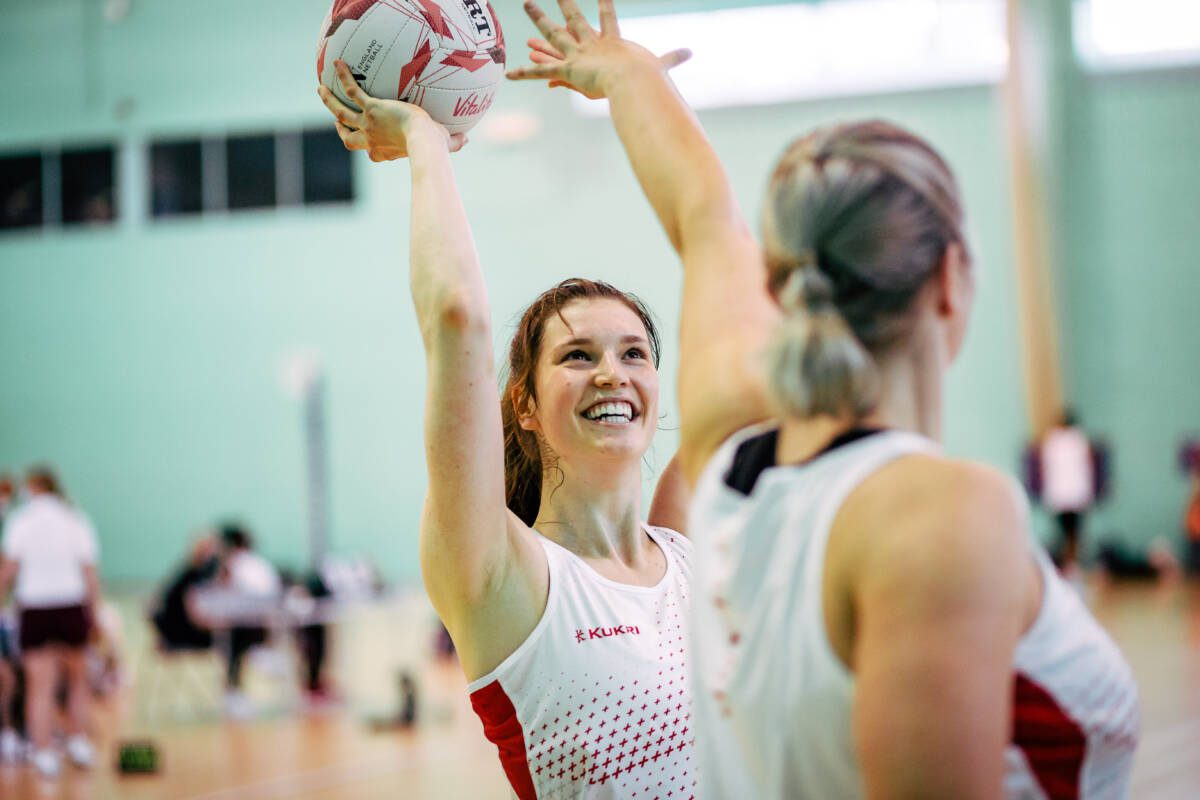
[0,0,1196,581]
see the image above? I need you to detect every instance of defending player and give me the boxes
[508,3,1140,797]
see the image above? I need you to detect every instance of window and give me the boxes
[226,134,277,210]
[302,128,354,205]
[150,140,203,217]
[148,129,353,220]
[1074,0,1200,70]
[61,146,116,225]
[0,153,43,231]
[574,0,1008,114]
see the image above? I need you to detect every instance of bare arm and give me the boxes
[849,462,1032,799]
[318,65,538,641]
[510,0,779,483]
[0,558,16,603]
[606,64,778,485]
[647,453,689,535]
[409,129,524,621]
[82,563,100,608]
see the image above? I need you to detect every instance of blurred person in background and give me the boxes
[279,566,338,709]
[1185,459,1200,575]
[218,524,281,718]
[151,532,220,651]
[0,467,15,750]
[0,466,100,778]
[0,474,14,525]
[1035,408,1106,574]
[0,606,19,762]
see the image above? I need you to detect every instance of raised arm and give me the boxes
[318,65,539,647]
[509,0,779,483]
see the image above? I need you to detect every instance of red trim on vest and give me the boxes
[470,680,536,800]
[1012,673,1086,800]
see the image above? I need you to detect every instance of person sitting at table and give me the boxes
[218,524,281,718]
[151,533,220,651]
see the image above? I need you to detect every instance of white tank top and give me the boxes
[467,525,694,800]
[689,427,1139,799]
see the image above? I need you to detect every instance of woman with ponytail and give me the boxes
[509,2,1139,797]
[319,60,695,800]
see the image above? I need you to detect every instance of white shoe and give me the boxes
[224,689,255,720]
[66,735,95,768]
[31,748,60,779]
[0,728,21,762]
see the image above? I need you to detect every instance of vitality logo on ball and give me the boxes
[452,91,494,119]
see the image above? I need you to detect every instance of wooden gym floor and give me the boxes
[0,579,1197,799]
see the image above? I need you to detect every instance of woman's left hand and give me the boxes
[507,0,690,100]
[317,60,467,161]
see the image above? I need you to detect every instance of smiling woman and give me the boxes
[316,58,698,800]
[502,280,662,527]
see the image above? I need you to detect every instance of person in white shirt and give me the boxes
[0,467,101,778]
[507,3,1139,797]
[1038,409,1100,572]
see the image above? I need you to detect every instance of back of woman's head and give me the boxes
[502,278,661,526]
[763,119,967,420]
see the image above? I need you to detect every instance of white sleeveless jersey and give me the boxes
[468,525,695,800]
[689,427,1139,800]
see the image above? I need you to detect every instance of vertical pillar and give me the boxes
[1003,0,1078,436]
[303,375,330,569]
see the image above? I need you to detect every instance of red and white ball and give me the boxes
[317,0,505,135]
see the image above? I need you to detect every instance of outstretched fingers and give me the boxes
[557,0,596,41]
[659,48,692,70]
[530,50,562,66]
[506,61,565,82]
[597,0,619,37]
[527,37,565,60]
[523,0,577,55]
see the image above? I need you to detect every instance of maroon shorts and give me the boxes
[19,604,90,651]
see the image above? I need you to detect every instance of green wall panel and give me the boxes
[4,0,1190,580]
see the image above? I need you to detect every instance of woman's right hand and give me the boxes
[317,59,467,161]
[507,0,690,99]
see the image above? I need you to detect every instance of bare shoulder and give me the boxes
[839,454,1032,603]
[855,454,1026,538]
